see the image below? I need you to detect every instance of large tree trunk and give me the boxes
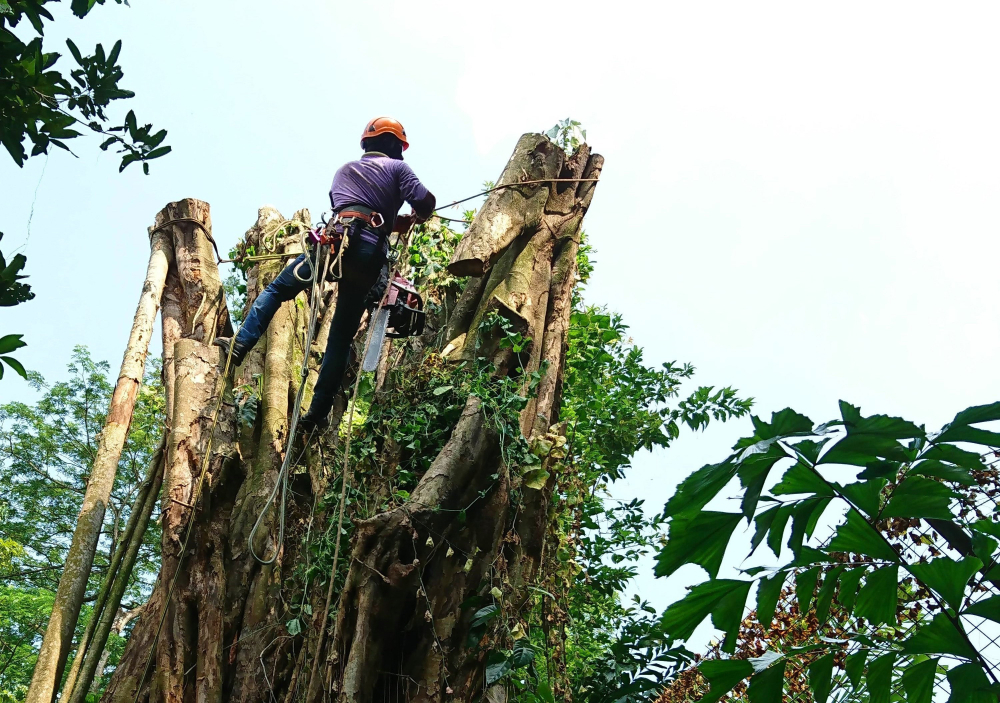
[102,136,601,703]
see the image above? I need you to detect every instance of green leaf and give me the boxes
[882,477,959,520]
[855,565,898,626]
[536,682,555,703]
[836,566,866,614]
[922,443,985,471]
[145,145,172,160]
[747,659,785,702]
[433,385,453,396]
[790,438,831,463]
[907,556,982,611]
[837,478,886,516]
[828,509,899,562]
[485,651,511,685]
[945,663,993,703]
[748,407,814,441]
[756,572,785,629]
[660,579,752,650]
[522,468,549,490]
[510,641,535,668]
[0,356,27,380]
[471,605,499,628]
[772,463,834,497]
[286,618,301,636]
[791,546,828,566]
[808,653,835,703]
[950,402,1000,428]
[901,613,978,659]
[844,650,867,688]
[751,505,779,555]
[972,531,997,563]
[867,652,897,703]
[0,334,26,354]
[787,497,831,556]
[935,423,1000,449]
[901,657,939,703]
[814,566,846,624]
[963,595,1000,624]
[910,459,975,486]
[655,511,742,579]
[738,445,786,518]
[663,460,737,518]
[858,460,901,480]
[821,433,910,466]
[766,505,793,558]
[699,660,754,703]
[840,401,925,439]
[795,567,820,613]
[971,519,1000,541]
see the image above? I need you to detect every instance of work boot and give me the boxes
[298,412,330,436]
[213,337,247,369]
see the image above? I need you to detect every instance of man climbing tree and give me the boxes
[214,116,435,431]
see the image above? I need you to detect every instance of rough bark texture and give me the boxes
[102,137,601,703]
[26,224,172,703]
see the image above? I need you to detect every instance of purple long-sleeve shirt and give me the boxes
[329,153,430,247]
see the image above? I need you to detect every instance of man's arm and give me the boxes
[411,192,436,220]
[393,194,436,233]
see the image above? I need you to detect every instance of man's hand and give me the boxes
[393,211,419,233]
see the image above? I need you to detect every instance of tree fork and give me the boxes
[25,222,173,703]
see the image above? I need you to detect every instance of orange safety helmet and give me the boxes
[361,117,409,151]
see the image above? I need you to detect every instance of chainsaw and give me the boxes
[362,273,426,371]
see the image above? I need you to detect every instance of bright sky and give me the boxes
[5,0,1000,650]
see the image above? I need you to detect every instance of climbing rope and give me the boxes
[432,176,601,212]
[248,227,345,564]
[155,178,601,270]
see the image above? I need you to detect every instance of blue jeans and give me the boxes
[235,236,387,420]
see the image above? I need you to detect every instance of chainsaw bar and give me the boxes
[362,307,390,372]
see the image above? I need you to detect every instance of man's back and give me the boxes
[329,153,429,224]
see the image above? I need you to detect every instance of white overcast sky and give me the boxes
[4,0,1000,647]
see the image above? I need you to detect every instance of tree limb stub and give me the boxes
[448,134,564,277]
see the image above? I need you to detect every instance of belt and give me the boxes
[335,204,389,236]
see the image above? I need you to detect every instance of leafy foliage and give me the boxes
[504,242,751,703]
[0,232,33,381]
[655,399,1000,700]
[545,119,587,152]
[1,0,169,172]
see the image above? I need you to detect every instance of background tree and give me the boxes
[0,348,164,702]
[1,0,169,172]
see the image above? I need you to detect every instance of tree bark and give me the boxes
[25,223,172,703]
[102,136,601,703]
